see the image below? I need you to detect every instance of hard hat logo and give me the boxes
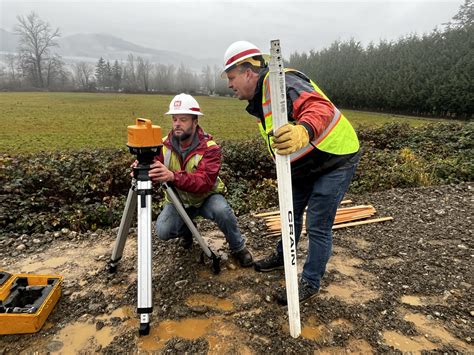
[166,94,204,116]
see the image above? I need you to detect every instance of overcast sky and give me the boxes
[0,0,464,60]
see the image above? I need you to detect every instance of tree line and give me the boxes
[0,1,472,118]
[287,0,473,118]
[0,13,232,95]
[74,55,231,95]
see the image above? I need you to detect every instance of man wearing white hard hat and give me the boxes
[148,93,253,267]
[222,41,360,303]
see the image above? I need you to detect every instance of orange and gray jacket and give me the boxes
[246,68,360,180]
[155,126,225,207]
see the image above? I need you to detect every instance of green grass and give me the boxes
[0,92,449,153]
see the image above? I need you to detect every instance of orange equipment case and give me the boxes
[0,271,63,334]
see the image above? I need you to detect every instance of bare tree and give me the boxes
[73,62,95,90]
[5,54,20,88]
[45,54,67,88]
[137,56,152,92]
[123,54,139,91]
[201,65,214,94]
[153,63,176,93]
[15,12,61,88]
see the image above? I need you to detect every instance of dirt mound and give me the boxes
[1,183,472,353]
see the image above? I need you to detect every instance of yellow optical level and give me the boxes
[127,118,163,149]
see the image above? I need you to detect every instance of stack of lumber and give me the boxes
[256,200,393,237]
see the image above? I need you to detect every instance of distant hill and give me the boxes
[0,29,219,71]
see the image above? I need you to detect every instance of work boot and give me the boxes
[254,252,284,272]
[276,278,319,305]
[232,246,254,267]
[179,234,193,249]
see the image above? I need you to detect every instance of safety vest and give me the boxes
[162,141,226,208]
[260,70,359,161]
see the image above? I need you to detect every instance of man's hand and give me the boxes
[148,161,175,183]
[129,160,138,178]
[271,124,309,155]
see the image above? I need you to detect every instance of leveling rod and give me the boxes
[268,39,301,338]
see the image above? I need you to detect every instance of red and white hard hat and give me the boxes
[222,40,269,75]
[165,93,204,116]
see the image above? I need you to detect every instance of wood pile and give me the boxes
[256,200,393,237]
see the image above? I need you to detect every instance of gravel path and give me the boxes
[0,183,472,353]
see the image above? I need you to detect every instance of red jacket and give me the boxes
[155,126,222,194]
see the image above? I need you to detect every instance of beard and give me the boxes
[173,127,193,141]
[177,131,192,141]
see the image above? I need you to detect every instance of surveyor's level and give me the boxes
[0,271,63,334]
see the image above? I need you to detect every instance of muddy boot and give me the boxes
[254,252,284,272]
[232,246,254,267]
[179,234,193,249]
[276,278,319,305]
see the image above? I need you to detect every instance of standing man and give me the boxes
[149,93,253,267]
[222,41,360,303]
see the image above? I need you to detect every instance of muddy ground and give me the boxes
[1,183,473,354]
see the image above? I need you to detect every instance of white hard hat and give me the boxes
[222,40,269,75]
[165,93,204,116]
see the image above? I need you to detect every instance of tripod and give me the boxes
[108,151,220,335]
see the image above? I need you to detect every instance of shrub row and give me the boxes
[1,122,472,236]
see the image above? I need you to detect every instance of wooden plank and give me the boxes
[332,217,394,229]
[265,216,393,236]
[255,199,353,217]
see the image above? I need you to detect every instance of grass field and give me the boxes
[0,92,448,153]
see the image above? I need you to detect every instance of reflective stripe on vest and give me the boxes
[260,70,359,161]
[162,141,225,208]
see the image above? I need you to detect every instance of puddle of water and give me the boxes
[372,256,403,267]
[322,281,379,304]
[401,294,448,307]
[199,267,250,283]
[51,321,115,354]
[300,317,354,343]
[139,317,214,351]
[327,254,363,277]
[185,293,234,311]
[207,335,253,354]
[383,330,437,353]
[329,318,354,331]
[9,243,109,278]
[231,290,260,305]
[300,316,328,342]
[96,306,135,321]
[139,315,255,352]
[319,338,374,354]
[301,324,326,341]
[401,295,423,306]
[351,237,373,250]
[19,256,70,273]
[205,231,227,251]
[403,310,473,351]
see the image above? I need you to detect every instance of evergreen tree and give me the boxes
[95,57,107,89]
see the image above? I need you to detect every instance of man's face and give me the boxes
[226,67,257,100]
[172,114,197,141]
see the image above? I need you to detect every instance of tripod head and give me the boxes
[127,118,163,181]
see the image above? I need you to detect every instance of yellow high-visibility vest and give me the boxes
[260,70,359,161]
[162,140,225,208]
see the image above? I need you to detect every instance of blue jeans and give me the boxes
[276,162,358,289]
[155,193,246,253]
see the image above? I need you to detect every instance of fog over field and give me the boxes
[0,0,463,62]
